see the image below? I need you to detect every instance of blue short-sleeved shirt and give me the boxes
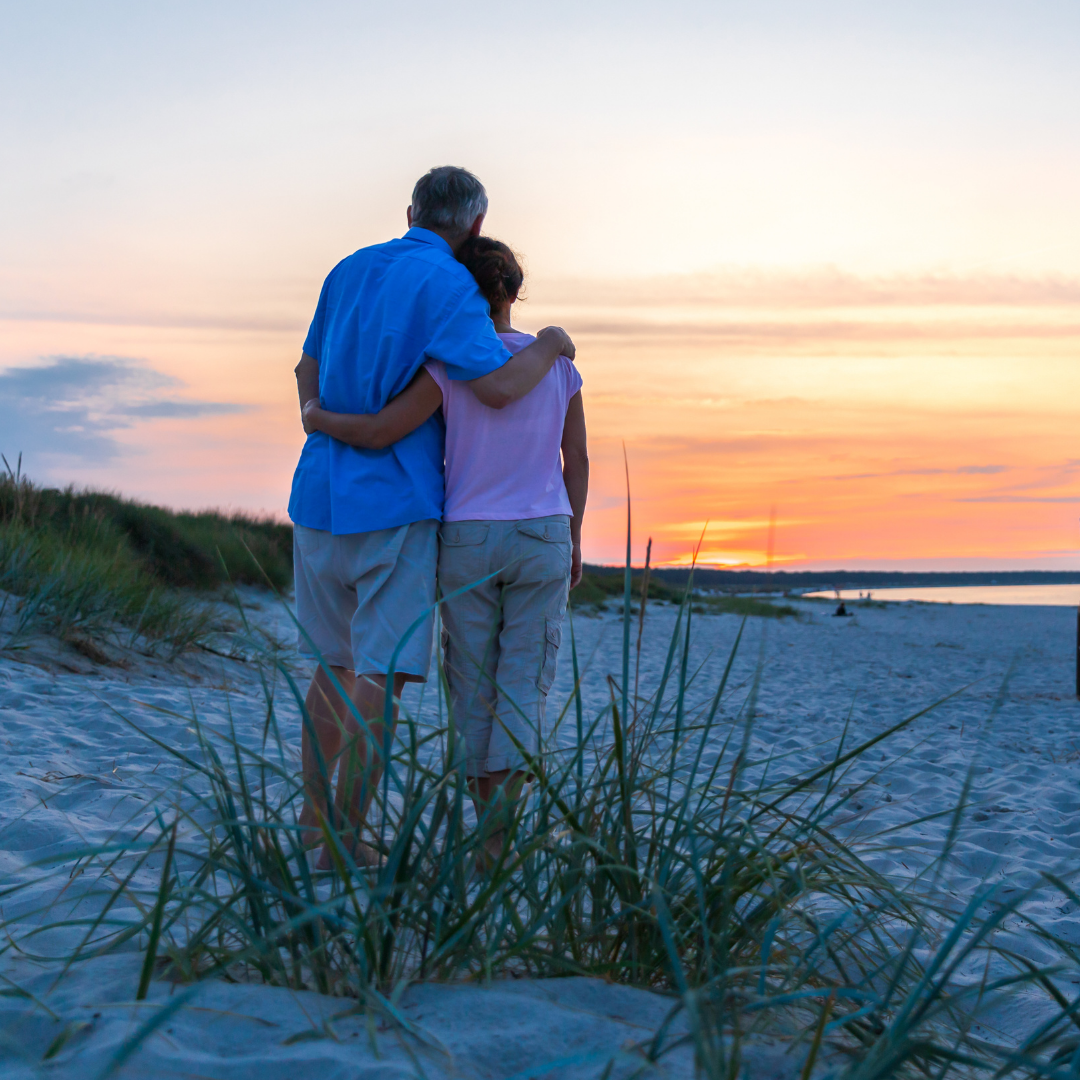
[288,227,512,535]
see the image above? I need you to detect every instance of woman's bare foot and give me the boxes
[315,837,386,870]
[298,801,333,851]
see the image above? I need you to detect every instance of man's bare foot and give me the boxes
[474,833,511,875]
[315,838,386,871]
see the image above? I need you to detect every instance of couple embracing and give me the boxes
[288,166,589,867]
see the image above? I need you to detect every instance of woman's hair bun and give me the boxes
[456,236,525,311]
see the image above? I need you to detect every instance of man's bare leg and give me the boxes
[468,768,528,868]
[299,665,356,846]
[319,671,408,869]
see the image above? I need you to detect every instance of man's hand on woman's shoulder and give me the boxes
[470,326,576,409]
[537,326,575,361]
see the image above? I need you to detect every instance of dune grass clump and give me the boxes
[0,460,292,654]
[698,594,798,618]
[572,566,685,608]
[7,545,1080,1079]
[0,520,211,655]
[573,567,796,619]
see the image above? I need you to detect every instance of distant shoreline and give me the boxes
[582,565,1080,591]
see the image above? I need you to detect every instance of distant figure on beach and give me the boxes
[288,166,576,865]
[834,601,849,617]
[305,237,589,867]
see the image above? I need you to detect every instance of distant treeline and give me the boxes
[582,564,1080,592]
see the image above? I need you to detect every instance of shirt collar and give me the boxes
[404,226,454,256]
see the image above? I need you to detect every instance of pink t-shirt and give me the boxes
[425,331,583,522]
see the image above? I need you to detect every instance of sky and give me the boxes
[2,0,1079,568]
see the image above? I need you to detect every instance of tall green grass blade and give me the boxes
[621,445,632,753]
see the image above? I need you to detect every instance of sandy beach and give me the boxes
[3,593,1079,1077]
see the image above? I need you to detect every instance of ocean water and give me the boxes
[804,584,1080,607]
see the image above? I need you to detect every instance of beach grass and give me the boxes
[573,567,796,619]
[5,542,1079,1079]
[698,594,798,618]
[0,462,291,654]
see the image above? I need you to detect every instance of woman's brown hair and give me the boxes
[456,236,524,311]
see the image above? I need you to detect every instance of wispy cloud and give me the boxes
[957,495,1080,504]
[832,464,1010,481]
[0,355,247,463]
[534,268,1080,311]
[122,401,244,418]
[524,268,1080,356]
[0,306,302,334]
[555,317,1080,356]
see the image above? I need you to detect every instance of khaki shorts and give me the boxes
[438,515,571,776]
[293,520,438,680]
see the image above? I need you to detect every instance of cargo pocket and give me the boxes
[440,623,458,696]
[536,619,562,694]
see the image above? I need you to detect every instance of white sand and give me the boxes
[2,592,1079,1075]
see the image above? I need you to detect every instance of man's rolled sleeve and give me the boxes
[426,288,512,381]
[302,275,332,361]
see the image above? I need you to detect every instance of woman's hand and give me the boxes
[570,542,583,589]
[302,398,322,435]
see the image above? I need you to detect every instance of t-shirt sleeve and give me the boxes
[423,360,450,399]
[566,358,583,397]
[302,274,332,361]
[425,286,512,381]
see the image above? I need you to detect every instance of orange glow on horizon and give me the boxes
[528,270,1080,570]
[3,266,1080,571]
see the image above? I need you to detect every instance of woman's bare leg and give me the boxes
[468,768,528,866]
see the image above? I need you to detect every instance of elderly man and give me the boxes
[289,166,573,864]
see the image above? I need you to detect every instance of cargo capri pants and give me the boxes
[438,515,572,777]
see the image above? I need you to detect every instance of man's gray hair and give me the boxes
[410,166,488,234]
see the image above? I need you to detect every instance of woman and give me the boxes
[302,237,588,865]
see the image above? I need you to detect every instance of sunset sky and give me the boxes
[3,1,1079,568]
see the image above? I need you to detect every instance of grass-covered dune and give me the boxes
[0,464,292,654]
